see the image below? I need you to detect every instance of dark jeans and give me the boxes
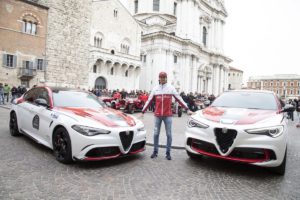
[4,93,9,102]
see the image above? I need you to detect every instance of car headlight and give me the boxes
[72,125,110,136]
[137,126,145,132]
[187,119,209,129]
[245,125,284,138]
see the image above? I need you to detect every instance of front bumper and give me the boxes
[69,128,147,161]
[185,126,287,167]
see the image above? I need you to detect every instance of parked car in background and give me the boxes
[10,87,146,164]
[185,90,294,175]
[101,96,144,114]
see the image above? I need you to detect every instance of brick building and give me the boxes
[0,0,48,87]
[247,74,300,98]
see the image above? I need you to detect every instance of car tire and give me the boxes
[186,150,202,159]
[271,148,287,175]
[53,127,73,164]
[9,112,21,136]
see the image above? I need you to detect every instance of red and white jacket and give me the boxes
[142,84,188,116]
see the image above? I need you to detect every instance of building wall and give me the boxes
[36,0,92,89]
[122,0,230,94]
[88,0,142,91]
[228,69,243,90]
[0,0,48,87]
[247,75,300,98]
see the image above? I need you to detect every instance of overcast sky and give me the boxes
[224,0,300,83]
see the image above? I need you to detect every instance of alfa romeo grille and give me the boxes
[214,128,237,153]
[119,131,134,151]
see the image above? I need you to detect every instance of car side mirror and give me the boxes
[34,98,49,108]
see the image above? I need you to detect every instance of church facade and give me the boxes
[120,0,231,95]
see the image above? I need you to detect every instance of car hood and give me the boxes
[201,107,279,125]
[55,107,136,127]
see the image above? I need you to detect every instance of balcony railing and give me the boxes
[18,68,37,78]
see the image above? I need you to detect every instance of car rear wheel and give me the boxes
[9,112,21,136]
[270,148,287,175]
[186,150,202,160]
[53,127,73,164]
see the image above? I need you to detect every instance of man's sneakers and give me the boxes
[151,152,172,160]
[150,152,158,159]
[166,153,172,160]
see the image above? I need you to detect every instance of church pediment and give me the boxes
[141,15,175,26]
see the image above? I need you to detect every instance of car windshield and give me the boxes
[53,90,106,108]
[211,91,278,110]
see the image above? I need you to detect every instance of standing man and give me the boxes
[141,72,192,160]
[295,96,300,128]
[3,83,10,103]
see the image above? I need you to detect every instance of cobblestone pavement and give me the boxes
[1,107,300,200]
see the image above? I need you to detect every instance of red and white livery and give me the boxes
[9,87,146,164]
[142,83,188,116]
[185,90,294,175]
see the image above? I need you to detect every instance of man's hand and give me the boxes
[187,110,195,115]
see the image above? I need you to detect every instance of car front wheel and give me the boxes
[53,127,73,164]
[9,112,21,136]
[270,148,287,175]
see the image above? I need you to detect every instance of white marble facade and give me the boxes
[120,0,231,95]
[88,0,142,91]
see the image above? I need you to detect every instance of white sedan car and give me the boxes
[9,86,146,164]
[185,90,294,175]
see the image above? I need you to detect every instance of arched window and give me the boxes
[120,38,131,54]
[94,32,104,48]
[125,70,128,77]
[202,27,207,46]
[21,14,39,35]
[110,68,114,75]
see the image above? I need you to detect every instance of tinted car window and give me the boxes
[211,92,278,110]
[53,90,106,108]
[35,88,50,105]
[24,88,39,103]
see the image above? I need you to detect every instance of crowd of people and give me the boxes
[88,88,216,112]
[0,83,27,105]
[285,97,300,127]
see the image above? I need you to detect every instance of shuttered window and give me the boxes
[2,54,17,68]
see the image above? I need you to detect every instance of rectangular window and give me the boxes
[7,54,14,67]
[134,0,138,13]
[153,0,160,11]
[174,55,177,63]
[173,2,177,15]
[143,55,146,62]
[37,59,44,70]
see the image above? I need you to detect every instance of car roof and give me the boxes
[47,87,86,93]
[225,89,275,94]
